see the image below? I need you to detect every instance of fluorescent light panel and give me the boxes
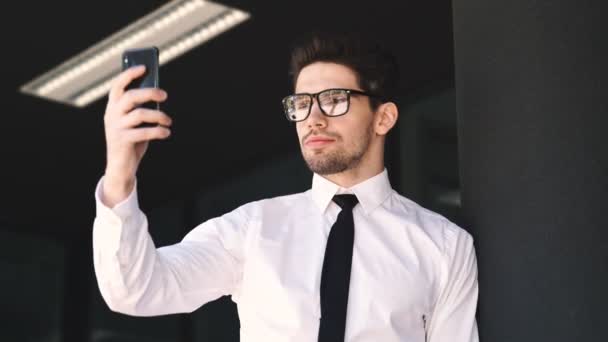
[20,0,250,107]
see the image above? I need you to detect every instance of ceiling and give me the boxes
[0,0,454,237]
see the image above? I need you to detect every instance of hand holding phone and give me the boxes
[101,49,172,206]
[122,47,161,128]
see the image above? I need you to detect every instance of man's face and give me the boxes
[295,62,376,175]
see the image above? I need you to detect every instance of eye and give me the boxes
[332,95,347,103]
[296,100,310,110]
[319,97,333,106]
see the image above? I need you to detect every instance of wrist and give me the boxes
[103,167,135,190]
[104,163,134,184]
[101,173,135,208]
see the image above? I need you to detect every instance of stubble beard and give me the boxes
[301,125,373,175]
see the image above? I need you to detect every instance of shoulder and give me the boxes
[233,190,312,219]
[388,191,474,252]
[185,191,310,241]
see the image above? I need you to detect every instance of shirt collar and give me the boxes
[311,168,393,215]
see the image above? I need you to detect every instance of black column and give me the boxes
[452,1,608,341]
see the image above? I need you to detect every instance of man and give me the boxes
[93,32,479,342]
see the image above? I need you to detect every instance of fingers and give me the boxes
[115,88,168,114]
[125,125,172,143]
[122,108,173,129]
[103,67,172,180]
[106,66,167,118]
[108,65,146,102]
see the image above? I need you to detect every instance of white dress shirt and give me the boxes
[93,168,479,342]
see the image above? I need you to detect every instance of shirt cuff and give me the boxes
[95,175,140,223]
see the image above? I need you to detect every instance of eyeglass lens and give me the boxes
[284,89,349,121]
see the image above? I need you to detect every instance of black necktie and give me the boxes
[318,194,359,342]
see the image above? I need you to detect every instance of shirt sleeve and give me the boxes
[92,176,248,316]
[427,222,479,342]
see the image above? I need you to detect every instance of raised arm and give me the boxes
[93,176,249,316]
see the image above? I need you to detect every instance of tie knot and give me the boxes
[332,194,359,210]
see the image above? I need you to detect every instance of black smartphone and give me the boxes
[122,47,160,128]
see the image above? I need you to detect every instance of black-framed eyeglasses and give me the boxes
[281,88,378,122]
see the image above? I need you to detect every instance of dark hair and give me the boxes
[289,31,399,110]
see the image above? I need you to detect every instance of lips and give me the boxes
[305,136,335,147]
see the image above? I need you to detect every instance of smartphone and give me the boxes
[122,47,160,128]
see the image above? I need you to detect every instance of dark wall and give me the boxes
[453,0,608,340]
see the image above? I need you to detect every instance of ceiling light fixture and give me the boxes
[20,0,250,107]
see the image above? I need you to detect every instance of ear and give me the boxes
[374,102,399,136]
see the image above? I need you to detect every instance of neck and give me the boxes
[322,164,384,188]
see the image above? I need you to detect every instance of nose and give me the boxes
[305,99,327,129]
